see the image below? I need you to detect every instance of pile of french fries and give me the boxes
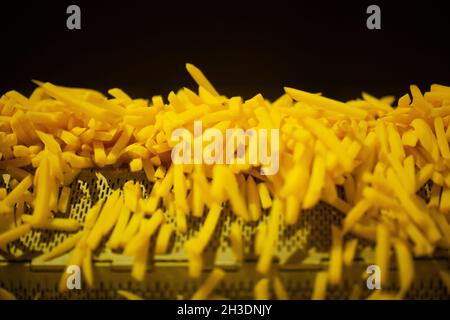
[0,64,450,299]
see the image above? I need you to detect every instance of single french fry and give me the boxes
[254,278,270,300]
[191,268,225,300]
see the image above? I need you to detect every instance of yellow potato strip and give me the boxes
[0,224,31,247]
[343,239,358,267]
[256,198,282,274]
[257,183,272,209]
[342,199,371,234]
[312,272,328,300]
[117,290,143,300]
[22,215,81,232]
[191,203,222,255]
[273,276,289,300]
[82,249,94,288]
[254,223,267,256]
[0,287,16,300]
[86,190,121,250]
[303,155,325,209]
[328,226,343,285]
[375,224,391,287]
[191,268,226,300]
[0,174,32,211]
[57,186,71,213]
[434,117,450,159]
[394,240,414,297]
[285,87,368,119]
[186,63,220,97]
[155,223,173,255]
[35,231,83,261]
[229,222,244,261]
[254,278,270,300]
[108,206,132,250]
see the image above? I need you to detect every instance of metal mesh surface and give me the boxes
[0,169,449,299]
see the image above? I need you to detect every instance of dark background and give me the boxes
[1,0,449,101]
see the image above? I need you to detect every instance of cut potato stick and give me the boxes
[375,224,391,287]
[254,278,270,300]
[117,290,144,300]
[155,223,173,255]
[229,221,244,261]
[0,224,31,247]
[273,276,289,300]
[394,239,414,297]
[312,272,328,300]
[328,226,343,285]
[256,198,282,274]
[0,287,16,300]
[191,268,226,300]
[343,239,358,267]
[35,231,83,261]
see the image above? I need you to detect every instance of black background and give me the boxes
[0,299,446,319]
[1,0,449,101]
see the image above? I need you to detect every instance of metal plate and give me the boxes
[0,169,449,299]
